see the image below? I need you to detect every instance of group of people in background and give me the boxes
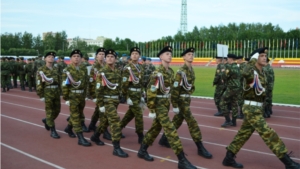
[1,45,299,169]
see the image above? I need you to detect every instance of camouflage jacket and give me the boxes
[225,62,241,89]
[142,63,156,84]
[242,59,266,102]
[171,63,195,108]
[25,63,34,75]
[147,64,174,112]
[89,61,105,98]
[238,62,247,88]
[57,61,68,74]
[62,64,88,101]
[263,64,275,90]
[36,65,61,98]
[95,64,122,107]
[121,62,144,97]
[1,61,11,75]
[35,59,46,71]
[213,63,226,86]
[18,61,27,74]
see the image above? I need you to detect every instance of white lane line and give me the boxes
[2,114,300,162]
[0,114,206,169]
[2,93,300,113]
[1,142,65,169]
[2,101,300,142]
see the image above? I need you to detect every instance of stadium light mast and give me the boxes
[180,0,187,34]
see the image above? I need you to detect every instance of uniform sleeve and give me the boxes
[213,65,221,85]
[146,72,158,112]
[171,71,182,108]
[61,69,70,101]
[36,69,45,98]
[121,67,130,97]
[89,68,96,98]
[242,62,255,84]
[96,73,104,107]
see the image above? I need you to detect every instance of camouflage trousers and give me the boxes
[238,91,244,109]
[44,88,61,127]
[227,104,288,158]
[220,88,240,118]
[26,74,35,89]
[214,85,225,109]
[13,74,18,87]
[19,73,26,87]
[68,94,86,133]
[172,97,202,142]
[265,89,273,108]
[90,106,100,123]
[143,98,183,155]
[120,96,144,134]
[1,75,10,88]
[97,100,121,142]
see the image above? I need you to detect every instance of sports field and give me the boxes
[170,66,300,105]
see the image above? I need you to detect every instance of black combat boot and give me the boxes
[112,141,128,158]
[81,121,90,132]
[279,153,300,169]
[121,132,125,138]
[2,87,6,92]
[66,116,70,121]
[137,132,144,144]
[231,117,237,127]
[50,126,60,139]
[88,120,97,131]
[29,88,32,92]
[76,132,91,146]
[195,141,212,159]
[214,107,223,116]
[7,85,10,91]
[159,133,171,148]
[265,106,271,118]
[64,125,76,138]
[237,109,244,119]
[21,85,25,91]
[137,144,154,161]
[269,105,273,115]
[177,151,197,169]
[222,150,243,168]
[103,128,112,140]
[42,118,50,131]
[221,116,233,127]
[90,131,104,146]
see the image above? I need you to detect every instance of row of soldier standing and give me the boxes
[32,45,299,169]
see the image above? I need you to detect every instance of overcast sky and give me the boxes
[1,0,300,42]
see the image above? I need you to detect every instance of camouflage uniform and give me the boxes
[237,61,246,118]
[11,58,19,88]
[263,63,274,117]
[18,58,27,90]
[142,63,156,88]
[25,59,35,92]
[1,58,11,92]
[213,59,226,115]
[120,61,145,142]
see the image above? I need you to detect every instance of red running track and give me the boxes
[1,89,300,169]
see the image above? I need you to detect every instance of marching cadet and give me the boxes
[87,47,112,140]
[37,52,61,139]
[159,47,212,159]
[25,58,35,92]
[236,56,246,119]
[219,54,241,127]
[222,48,300,169]
[120,47,145,144]
[138,46,197,169]
[18,57,27,91]
[263,57,275,118]
[62,49,91,146]
[142,57,156,102]
[1,57,11,92]
[91,49,129,157]
[213,56,226,116]
[11,57,19,88]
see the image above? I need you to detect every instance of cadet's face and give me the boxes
[216,58,221,64]
[227,58,233,64]
[97,52,105,62]
[222,59,227,64]
[183,52,194,63]
[145,60,150,64]
[105,54,116,65]
[160,52,172,63]
[131,51,140,61]
[257,53,267,66]
[45,55,54,63]
[71,54,81,64]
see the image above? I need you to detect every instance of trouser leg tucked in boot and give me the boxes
[195,141,212,159]
[279,153,300,169]
[137,132,144,144]
[237,110,244,119]
[177,151,197,169]
[2,87,6,92]
[66,116,70,121]
[159,133,171,148]
[90,131,104,146]
[214,106,223,116]
[42,118,50,131]
[103,128,112,140]
[231,117,237,127]
[112,141,128,158]
[221,115,232,127]
[77,132,91,146]
[64,125,76,138]
[88,120,97,131]
[222,150,243,168]
[81,121,90,132]
[137,144,154,161]
[50,126,60,139]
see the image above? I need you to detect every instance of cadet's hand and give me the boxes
[92,99,97,103]
[140,97,145,103]
[148,112,156,119]
[99,106,105,113]
[65,101,70,106]
[40,98,45,102]
[173,107,179,114]
[127,98,133,105]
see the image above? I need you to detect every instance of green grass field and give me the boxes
[170,66,300,105]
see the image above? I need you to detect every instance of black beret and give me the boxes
[130,47,141,55]
[20,57,24,60]
[157,46,173,57]
[245,57,250,61]
[45,52,56,58]
[38,54,43,58]
[250,47,268,57]
[95,48,106,55]
[105,49,117,58]
[181,47,195,56]
[16,58,20,61]
[28,58,32,61]
[70,49,83,57]
[237,56,244,59]
[227,54,237,59]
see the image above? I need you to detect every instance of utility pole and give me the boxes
[180,0,187,34]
